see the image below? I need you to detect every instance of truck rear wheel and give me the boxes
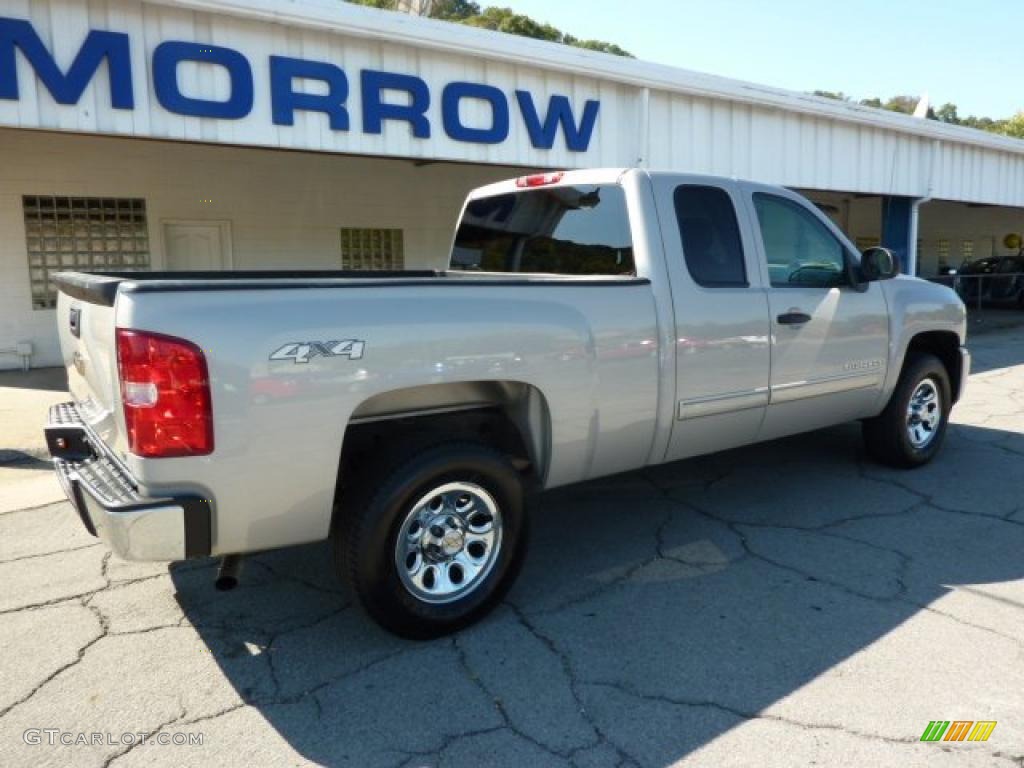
[336,441,526,639]
[862,352,951,468]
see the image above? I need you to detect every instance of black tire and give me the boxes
[335,441,526,639]
[862,352,952,468]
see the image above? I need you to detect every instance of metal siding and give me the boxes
[2,0,1024,205]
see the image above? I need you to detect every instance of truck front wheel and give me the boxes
[862,352,952,468]
[336,441,527,639]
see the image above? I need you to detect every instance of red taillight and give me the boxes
[515,171,564,188]
[116,329,213,458]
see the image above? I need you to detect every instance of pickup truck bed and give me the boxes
[50,263,661,559]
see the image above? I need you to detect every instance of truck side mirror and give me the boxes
[861,247,899,281]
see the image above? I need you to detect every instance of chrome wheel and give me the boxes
[906,377,942,448]
[395,482,502,605]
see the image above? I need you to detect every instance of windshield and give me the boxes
[451,184,635,276]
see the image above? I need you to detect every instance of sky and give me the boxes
[499,0,1022,118]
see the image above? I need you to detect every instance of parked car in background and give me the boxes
[957,255,1024,307]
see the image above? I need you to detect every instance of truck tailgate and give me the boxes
[55,290,126,458]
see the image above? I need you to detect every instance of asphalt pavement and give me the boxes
[1,328,1023,767]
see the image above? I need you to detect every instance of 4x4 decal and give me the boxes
[270,340,365,364]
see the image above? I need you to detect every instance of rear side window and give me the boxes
[673,185,747,287]
[451,185,635,275]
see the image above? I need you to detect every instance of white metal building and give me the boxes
[2,0,1023,368]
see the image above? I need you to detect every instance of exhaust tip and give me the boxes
[214,574,239,592]
[215,554,243,591]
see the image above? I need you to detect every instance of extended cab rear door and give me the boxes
[651,175,772,461]
[739,183,889,440]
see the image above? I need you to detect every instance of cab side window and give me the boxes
[674,185,747,287]
[753,193,848,288]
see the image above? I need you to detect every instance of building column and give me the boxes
[881,196,914,275]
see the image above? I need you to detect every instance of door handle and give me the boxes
[777,311,812,325]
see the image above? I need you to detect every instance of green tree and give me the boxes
[812,90,850,101]
[1002,111,1024,139]
[570,39,633,57]
[882,95,919,115]
[343,0,632,57]
[463,7,561,42]
[837,93,1024,140]
[934,102,959,124]
[430,0,480,20]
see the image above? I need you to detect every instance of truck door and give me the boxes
[653,177,772,461]
[742,186,889,441]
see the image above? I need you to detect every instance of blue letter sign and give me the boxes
[441,82,509,144]
[0,18,133,108]
[270,56,349,131]
[361,70,431,139]
[516,91,600,152]
[153,41,253,120]
[0,16,601,152]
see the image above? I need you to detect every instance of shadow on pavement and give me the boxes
[0,366,68,392]
[966,325,1024,375]
[0,450,52,469]
[170,420,1024,766]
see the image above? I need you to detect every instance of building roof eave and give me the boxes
[156,0,1024,157]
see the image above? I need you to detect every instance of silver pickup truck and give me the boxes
[46,168,969,638]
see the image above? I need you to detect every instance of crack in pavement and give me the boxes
[0,588,106,616]
[0,553,113,720]
[638,471,912,599]
[683,493,1024,648]
[0,498,67,517]
[0,562,182,618]
[901,598,1024,648]
[390,725,511,768]
[101,706,188,768]
[0,541,103,565]
[520,506,677,620]
[582,679,1020,764]
[260,603,353,702]
[248,556,347,598]
[504,601,637,768]
[857,456,1024,527]
[451,633,587,761]
[639,469,1024,651]
[0,612,105,719]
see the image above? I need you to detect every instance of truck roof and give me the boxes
[468,168,635,199]
[468,168,775,200]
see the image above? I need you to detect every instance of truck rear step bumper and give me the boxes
[45,402,212,561]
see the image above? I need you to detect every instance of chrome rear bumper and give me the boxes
[46,402,211,561]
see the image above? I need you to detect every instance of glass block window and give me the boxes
[340,228,404,271]
[961,239,975,260]
[937,239,950,262]
[24,196,149,309]
[855,236,880,251]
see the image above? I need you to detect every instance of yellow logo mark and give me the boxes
[966,721,997,742]
[922,720,996,742]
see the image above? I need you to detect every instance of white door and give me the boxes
[746,190,889,441]
[163,221,231,271]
